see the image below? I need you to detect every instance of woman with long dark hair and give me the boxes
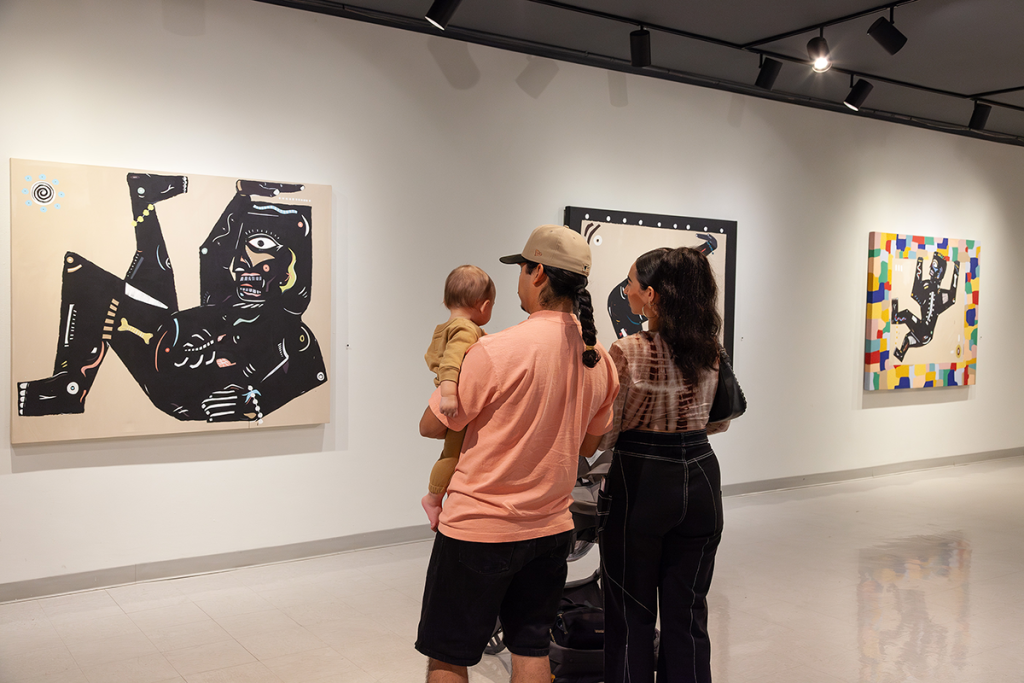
[599,246,729,683]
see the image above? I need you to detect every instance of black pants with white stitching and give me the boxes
[599,429,723,683]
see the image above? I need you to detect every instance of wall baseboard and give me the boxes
[0,525,434,603]
[721,447,1024,497]
[3,448,1022,603]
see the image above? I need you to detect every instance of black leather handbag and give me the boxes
[709,347,746,422]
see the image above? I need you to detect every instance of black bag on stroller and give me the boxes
[483,454,608,660]
[548,456,608,683]
[549,584,604,682]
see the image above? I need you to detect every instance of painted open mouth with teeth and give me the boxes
[237,273,266,299]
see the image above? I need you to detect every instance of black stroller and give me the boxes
[484,452,614,681]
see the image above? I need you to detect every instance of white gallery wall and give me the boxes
[1,0,1022,588]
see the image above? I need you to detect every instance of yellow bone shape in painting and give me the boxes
[117,318,154,344]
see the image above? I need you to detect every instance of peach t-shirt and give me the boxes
[429,310,619,543]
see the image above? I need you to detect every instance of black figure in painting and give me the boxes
[17,173,327,422]
[606,232,718,339]
[891,252,959,362]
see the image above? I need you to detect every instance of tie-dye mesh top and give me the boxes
[599,331,720,451]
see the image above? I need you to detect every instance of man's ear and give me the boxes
[530,263,548,287]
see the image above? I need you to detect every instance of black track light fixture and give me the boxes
[755,56,782,91]
[425,0,463,31]
[969,102,992,131]
[868,8,908,55]
[807,28,831,73]
[630,27,651,68]
[844,76,874,111]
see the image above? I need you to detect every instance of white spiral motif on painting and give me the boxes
[32,181,55,204]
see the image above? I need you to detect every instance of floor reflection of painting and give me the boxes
[564,207,737,358]
[858,534,971,682]
[11,159,332,444]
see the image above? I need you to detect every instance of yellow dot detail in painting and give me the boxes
[137,215,144,223]
[148,204,155,210]
[132,221,137,228]
[143,209,150,216]
[299,334,306,343]
[956,345,962,358]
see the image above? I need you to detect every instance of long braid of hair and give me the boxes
[526,261,601,368]
[575,284,600,368]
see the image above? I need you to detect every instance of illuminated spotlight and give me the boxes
[630,27,651,67]
[844,78,874,111]
[755,56,783,90]
[968,102,992,131]
[425,0,463,31]
[807,31,831,73]
[867,9,908,55]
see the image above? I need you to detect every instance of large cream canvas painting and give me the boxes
[11,159,331,444]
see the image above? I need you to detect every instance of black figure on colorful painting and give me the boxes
[607,232,718,339]
[891,252,959,362]
[17,174,327,422]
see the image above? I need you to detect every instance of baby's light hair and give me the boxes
[444,265,495,309]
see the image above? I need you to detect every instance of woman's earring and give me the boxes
[641,302,651,319]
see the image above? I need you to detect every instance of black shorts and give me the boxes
[415,529,572,667]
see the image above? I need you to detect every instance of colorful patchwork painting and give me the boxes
[864,232,979,390]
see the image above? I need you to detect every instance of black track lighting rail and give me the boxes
[522,0,1024,121]
[522,0,1024,114]
[255,0,428,30]
[970,85,1024,99]
[752,47,1024,117]
[524,0,740,51]
[252,0,1024,146]
[740,0,919,49]
[524,0,919,54]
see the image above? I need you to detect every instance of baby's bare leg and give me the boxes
[422,428,466,530]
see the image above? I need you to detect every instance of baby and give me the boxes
[422,265,495,530]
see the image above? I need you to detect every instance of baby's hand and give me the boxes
[439,395,459,418]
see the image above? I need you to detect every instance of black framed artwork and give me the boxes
[564,206,737,358]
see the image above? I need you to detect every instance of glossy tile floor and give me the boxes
[2,456,1023,683]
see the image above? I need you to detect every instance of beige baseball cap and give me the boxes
[499,224,592,277]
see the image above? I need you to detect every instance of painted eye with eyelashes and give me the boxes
[246,234,280,251]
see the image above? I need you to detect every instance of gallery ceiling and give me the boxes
[256,0,1024,147]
